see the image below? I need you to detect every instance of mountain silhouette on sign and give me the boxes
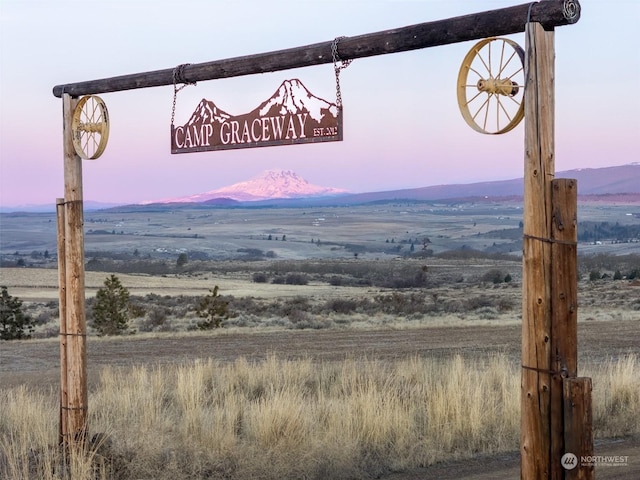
[257,79,338,123]
[185,99,231,128]
[172,79,341,152]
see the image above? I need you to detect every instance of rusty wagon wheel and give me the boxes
[71,95,109,159]
[457,37,525,135]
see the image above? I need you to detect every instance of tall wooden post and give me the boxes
[521,21,555,479]
[550,179,579,478]
[56,198,68,446]
[62,94,89,446]
[521,23,592,479]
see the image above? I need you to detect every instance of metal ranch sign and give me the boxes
[171,79,342,153]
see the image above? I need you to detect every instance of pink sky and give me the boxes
[1,0,638,207]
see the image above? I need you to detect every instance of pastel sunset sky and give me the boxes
[1,0,638,207]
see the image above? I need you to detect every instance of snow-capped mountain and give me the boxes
[154,170,348,203]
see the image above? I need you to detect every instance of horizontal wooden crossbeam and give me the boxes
[53,0,580,98]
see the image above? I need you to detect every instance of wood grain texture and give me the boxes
[52,1,580,97]
[521,22,555,480]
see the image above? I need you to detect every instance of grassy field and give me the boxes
[0,200,639,478]
[2,200,639,263]
[1,353,639,479]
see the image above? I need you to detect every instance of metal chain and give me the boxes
[332,37,352,109]
[171,63,197,126]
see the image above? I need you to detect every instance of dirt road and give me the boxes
[385,436,640,480]
[2,320,638,387]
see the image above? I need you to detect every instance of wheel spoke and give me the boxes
[497,95,513,122]
[476,50,491,77]
[91,99,99,123]
[82,133,89,155]
[464,90,485,107]
[472,95,491,122]
[468,65,484,80]
[497,50,518,78]
[498,40,506,80]
[482,95,491,131]
[506,66,524,80]
[506,95,521,106]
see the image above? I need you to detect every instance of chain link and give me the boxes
[332,37,352,109]
[171,64,197,126]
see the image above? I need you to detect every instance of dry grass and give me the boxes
[586,354,640,437]
[1,354,639,480]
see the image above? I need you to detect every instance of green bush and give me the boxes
[252,272,268,283]
[0,286,35,340]
[285,273,309,285]
[196,286,229,330]
[176,253,188,267]
[93,275,132,336]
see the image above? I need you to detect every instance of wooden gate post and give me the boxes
[521,23,592,479]
[56,198,68,446]
[521,21,555,479]
[550,178,580,479]
[62,94,89,446]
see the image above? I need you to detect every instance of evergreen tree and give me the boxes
[0,286,35,340]
[176,253,188,267]
[93,274,131,335]
[196,285,229,330]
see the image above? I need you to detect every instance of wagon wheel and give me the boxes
[457,37,525,135]
[71,95,109,159]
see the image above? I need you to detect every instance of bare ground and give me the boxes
[2,319,639,478]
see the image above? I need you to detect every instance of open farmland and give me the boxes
[2,199,639,264]
[1,199,639,479]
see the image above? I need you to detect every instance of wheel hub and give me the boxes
[476,77,520,97]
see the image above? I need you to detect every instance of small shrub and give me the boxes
[92,275,131,336]
[196,286,229,330]
[0,286,35,340]
[465,295,494,310]
[149,307,167,326]
[482,269,505,284]
[34,311,53,326]
[285,273,309,285]
[325,299,358,314]
[589,270,601,281]
[176,253,188,267]
[252,272,268,283]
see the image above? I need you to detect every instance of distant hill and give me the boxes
[142,164,640,208]
[335,164,640,204]
[3,164,639,213]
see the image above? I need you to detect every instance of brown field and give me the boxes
[1,201,639,479]
[2,320,639,479]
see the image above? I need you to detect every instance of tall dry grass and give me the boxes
[1,354,638,480]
